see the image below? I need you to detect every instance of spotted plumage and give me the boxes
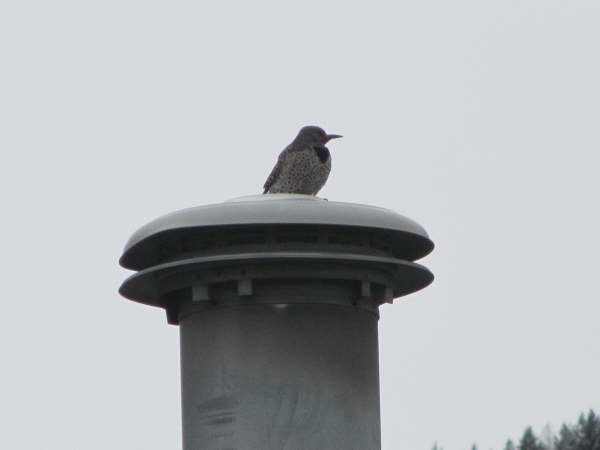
[263,126,342,195]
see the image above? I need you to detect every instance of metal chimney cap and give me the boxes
[120,194,433,270]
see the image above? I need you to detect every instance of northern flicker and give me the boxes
[263,126,342,195]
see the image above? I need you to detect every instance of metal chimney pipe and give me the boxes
[119,194,434,450]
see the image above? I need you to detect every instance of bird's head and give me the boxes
[296,125,342,146]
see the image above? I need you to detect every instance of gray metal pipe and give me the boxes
[180,303,381,450]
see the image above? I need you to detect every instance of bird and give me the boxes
[263,125,342,195]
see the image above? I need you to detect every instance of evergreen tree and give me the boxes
[520,426,544,450]
[576,410,600,450]
[556,423,579,450]
[541,423,556,450]
[429,408,599,450]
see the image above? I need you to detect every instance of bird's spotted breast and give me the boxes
[314,146,330,163]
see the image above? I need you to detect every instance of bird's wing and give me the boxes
[263,151,286,193]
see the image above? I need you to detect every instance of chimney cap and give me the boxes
[120,194,433,270]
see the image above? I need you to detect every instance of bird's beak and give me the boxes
[326,134,343,142]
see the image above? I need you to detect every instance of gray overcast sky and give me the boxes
[2,1,599,449]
